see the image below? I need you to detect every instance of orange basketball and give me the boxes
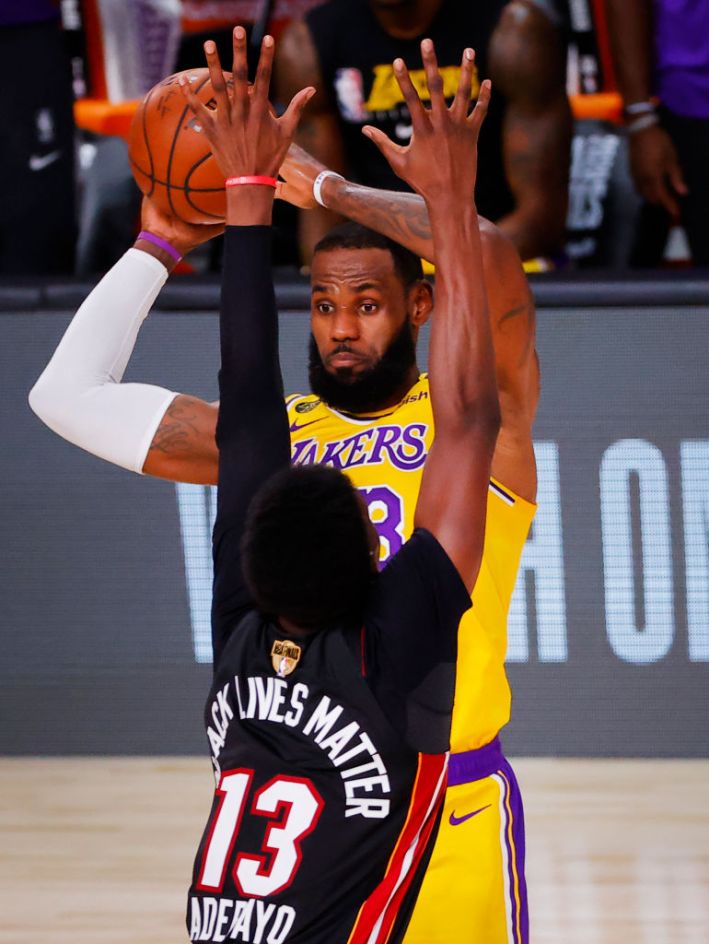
[128,69,230,224]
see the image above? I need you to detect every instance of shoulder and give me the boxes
[377,529,470,613]
[489,0,567,94]
[286,393,334,428]
[213,605,261,668]
[494,0,561,36]
[479,216,525,275]
[286,392,322,414]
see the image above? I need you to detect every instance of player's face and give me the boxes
[310,247,416,379]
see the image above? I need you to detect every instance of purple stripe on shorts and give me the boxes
[449,741,529,944]
[498,763,529,944]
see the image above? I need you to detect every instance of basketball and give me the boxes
[128,69,230,224]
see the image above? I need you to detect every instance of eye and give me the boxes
[315,301,334,314]
[360,302,378,314]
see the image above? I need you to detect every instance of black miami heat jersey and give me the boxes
[189,529,470,944]
[306,0,513,223]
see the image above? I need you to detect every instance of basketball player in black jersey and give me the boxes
[178,27,499,944]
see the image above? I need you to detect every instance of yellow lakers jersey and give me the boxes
[286,376,536,752]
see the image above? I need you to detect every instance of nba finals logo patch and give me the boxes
[271,640,302,678]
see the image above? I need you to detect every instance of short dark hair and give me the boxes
[314,222,424,289]
[242,464,373,631]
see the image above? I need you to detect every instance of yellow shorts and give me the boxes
[404,739,528,944]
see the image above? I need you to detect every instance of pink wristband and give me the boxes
[137,231,182,262]
[225,175,278,188]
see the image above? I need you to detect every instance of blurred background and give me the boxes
[2,0,708,274]
[1,2,707,943]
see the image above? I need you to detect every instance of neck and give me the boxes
[370,0,443,39]
[371,363,421,410]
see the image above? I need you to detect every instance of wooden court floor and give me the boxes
[1,758,707,943]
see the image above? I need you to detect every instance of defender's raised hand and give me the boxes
[179,26,315,180]
[363,41,491,205]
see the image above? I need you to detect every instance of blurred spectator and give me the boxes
[76,0,183,275]
[76,0,321,273]
[180,0,321,44]
[275,0,572,262]
[0,2,76,274]
[605,0,709,266]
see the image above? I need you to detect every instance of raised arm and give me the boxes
[365,43,500,591]
[179,28,313,653]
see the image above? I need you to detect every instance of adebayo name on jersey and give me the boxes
[189,896,295,944]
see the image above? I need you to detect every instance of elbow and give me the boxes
[28,369,77,434]
[482,395,503,445]
[28,374,55,426]
[468,393,502,453]
[450,393,501,450]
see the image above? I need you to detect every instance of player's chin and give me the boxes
[327,364,369,384]
[326,359,371,382]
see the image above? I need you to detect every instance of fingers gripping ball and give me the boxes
[128,69,231,224]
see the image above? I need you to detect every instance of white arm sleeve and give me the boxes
[28,248,178,474]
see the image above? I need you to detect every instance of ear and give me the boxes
[409,280,434,328]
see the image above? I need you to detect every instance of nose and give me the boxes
[331,306,360,342]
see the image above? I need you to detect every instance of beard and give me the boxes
[308,321,417,415]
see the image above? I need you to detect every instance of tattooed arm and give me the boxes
[279,146,539,500]
[488,0,572,259]
[143,395,218,485]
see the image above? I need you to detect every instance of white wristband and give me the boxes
[313,170,344,208]
[625,101,656,116]
[627,112,660,135]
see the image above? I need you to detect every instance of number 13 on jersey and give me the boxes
[197,769,324,897]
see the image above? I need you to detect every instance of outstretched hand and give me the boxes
[179,26,315,180]
[363,40,490,206]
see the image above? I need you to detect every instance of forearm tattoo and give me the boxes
[335,183,434,255]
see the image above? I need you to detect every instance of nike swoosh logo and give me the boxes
[289,418,322,433]
[449,804,491,826]
[29,150,62,171]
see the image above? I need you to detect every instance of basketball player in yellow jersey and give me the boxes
[31,117,538,944]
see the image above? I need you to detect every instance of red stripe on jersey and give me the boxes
[346,752,448,944]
